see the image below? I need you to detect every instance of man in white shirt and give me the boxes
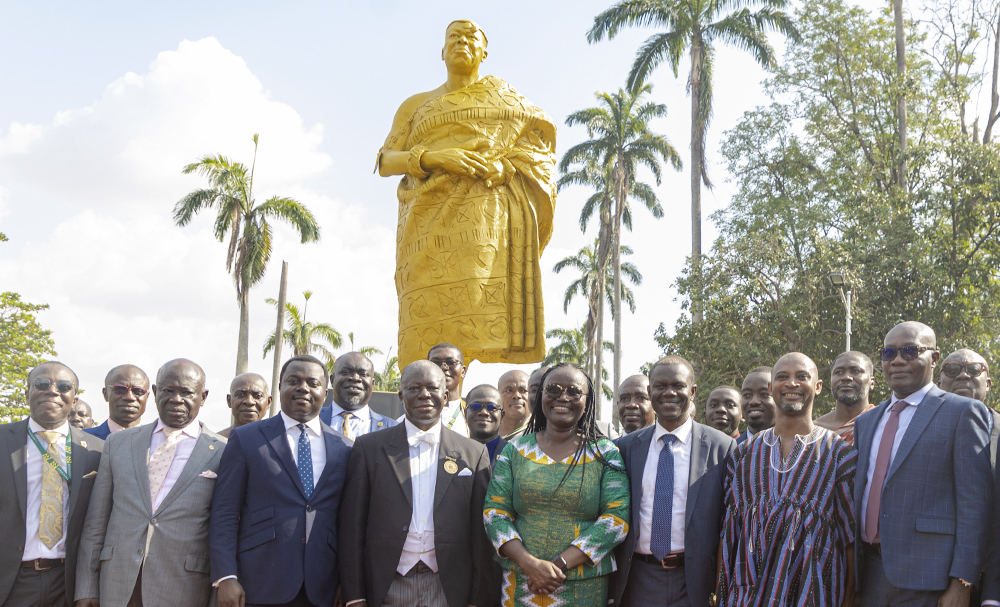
[340,360,494,607]
[0,362,104,607]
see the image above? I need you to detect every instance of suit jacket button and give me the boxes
[17,545,23,552]
[151,518,157,524]
[137,550,143,555]
[402,525,408,532]
[306,505,312,512]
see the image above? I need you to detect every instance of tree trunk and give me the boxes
[894,0,908,191]
[984,7,1000,143]
[690,41,704,324]
[236,287,250,375]
[612,165,626,432]
[594,212,612,420]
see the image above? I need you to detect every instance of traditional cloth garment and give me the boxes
[383,76,557,367]
[832,404,875,446]
[483,435,629,607]
[718,427,857,607]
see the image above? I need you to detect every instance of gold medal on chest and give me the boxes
[444,460,459,474]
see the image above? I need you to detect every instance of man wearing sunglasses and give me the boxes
[86,364,150,440]
[464,384,507,466]
[0,362,104,607]
[853,322,992,607]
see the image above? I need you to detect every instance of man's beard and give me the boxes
[779,400,807,414]
[836,390,863,406]
[341,393,365,408]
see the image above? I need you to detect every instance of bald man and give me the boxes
[718,353,858,607]
[68,400,95,430]
[76,359,226,607]
[218,373,271,439]
[854,322,992,607]
[617,375,654,434]
[87,365,151,440]
[497,370,530,440]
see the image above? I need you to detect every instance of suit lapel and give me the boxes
[131,423,156,515]
[68,427,88,517]
[686,424,709,527]
[154,426,218,513]
[886,388,943,482]
[384,425,413,505]
[629,426,653,528]
[262,416,307,500]
[312,422,341,495]
[6,421,28,521]
[433,429,458,512]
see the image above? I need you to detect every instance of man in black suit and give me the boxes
[0,362,104,607]
[339,360,494,607]
[464,384,507,466]
[611,356,735,607]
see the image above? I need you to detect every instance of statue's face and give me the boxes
[442,22,487,74]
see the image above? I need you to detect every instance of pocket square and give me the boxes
[457,467,473,477]
[82,471,97,479]
[198,470,218,479]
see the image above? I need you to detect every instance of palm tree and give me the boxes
[175,134,321,375]
[561,82,681,411]
[373,348,401,392]
[263,290,342,370]
[553,239,642,382]
[346,332,385,358]
[543,327,615,400]
[588,0,799,324]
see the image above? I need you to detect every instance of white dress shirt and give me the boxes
[107,418,127,433]
[328,403,373,438]
[860,382,934,540]
[637,418,693,554]
[398,419,442,575]
[279,411,326,488]
[23,418,70,560]
[149,418,202,511]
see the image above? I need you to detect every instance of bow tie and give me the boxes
[408,431,438,448]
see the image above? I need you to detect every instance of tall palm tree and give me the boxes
[373,348,401,392]
[543,327,615,400]
[263,290,342,370]
[175,134,321,375]
[561,82,680,411]
[346,332,385,358]
[588,0,799,324]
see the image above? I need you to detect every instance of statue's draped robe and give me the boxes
[385,76,556,367]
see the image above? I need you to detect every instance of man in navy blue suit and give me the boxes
[210,355,353,607]
[320,352,398,438]
[85,364,150,440]
[855,322,992,607]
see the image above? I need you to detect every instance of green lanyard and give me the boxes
[26,428,72,485]
[445,402,463,429]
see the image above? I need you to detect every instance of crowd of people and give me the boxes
[1,320,997,607]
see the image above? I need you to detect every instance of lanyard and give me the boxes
[26,428,72,485]
[445,402,463,429]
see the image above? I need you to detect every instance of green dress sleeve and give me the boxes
[569,440,631,566]
[483,441,522,557]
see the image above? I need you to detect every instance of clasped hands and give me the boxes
[421,148,509,188]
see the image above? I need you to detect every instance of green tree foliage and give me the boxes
[656,0,1000,411]
[373,351,401,393]
[264,291,342,370]
[0,293,57,421]
[543,327,615,400]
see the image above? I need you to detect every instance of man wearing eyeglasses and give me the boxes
[853,321,992,607]
[0,362,104,607]
[218,373,271,439]
[464,384,507,466]
[86,365,150,440]
[425,343,469,437]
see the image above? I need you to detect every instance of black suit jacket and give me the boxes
[610,422,735,607]
[339,423,494,607]
[0,420,104,606]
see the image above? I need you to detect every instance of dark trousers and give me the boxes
[248,585,316,607]
[1,563,65,607]
[859,550,941,607]
[622,558,690,607]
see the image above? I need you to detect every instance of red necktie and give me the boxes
[863,400,909,543]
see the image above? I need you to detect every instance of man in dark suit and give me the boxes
[610,356,735,607]
[319,352,397,438]
[210,355,353,607]
[0,362,104,607]
[465,384,508,466]
[736,366,774,444]
[855,322,992,607]
[86,364,150,440]
[340,360,493,607]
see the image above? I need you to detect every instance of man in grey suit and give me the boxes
[75,359,226,607]
[319,352,398,438]
[854,322,992,607]
[610,356,735,607]
[0,362,104,607]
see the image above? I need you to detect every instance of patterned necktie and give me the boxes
[650,433,677,560]
[864,400,910,543]
[297,424,314,500]
[341,412,355,440]
[148,426,183,508]
[37,431,64,549]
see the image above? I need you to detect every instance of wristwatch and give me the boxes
[552,556,569,573]
[708,593,717,607]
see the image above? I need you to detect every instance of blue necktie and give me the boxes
[650,433,677,561]
[297,424,314,500]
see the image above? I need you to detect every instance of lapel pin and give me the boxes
[81,441,87,448]
[209,445,215,450]
[378,422,384,427]
[444,460,458,474]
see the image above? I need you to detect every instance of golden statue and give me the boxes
[377,20,557,368]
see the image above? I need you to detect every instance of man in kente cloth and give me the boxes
[377,19,557,368]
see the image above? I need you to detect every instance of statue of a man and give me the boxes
[378,20,557,368]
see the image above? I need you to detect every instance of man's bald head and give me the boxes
[228,372,270,427]
[230,372,267,393]
[498,370,528,388]
[940,348,992,402]
[467,384,502,404]
[774,352,819,377]
[771,352,823,416]
[28,361,78,387]
[885,321,937,348]
[401,359,447,388]
[882,321,940,398]
[156,359,206,386]
[400,360,449,430]
[105,364,148,386]
[102,363,151,428]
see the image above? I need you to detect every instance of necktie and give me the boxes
[37,431,64,549]
[341,412,355,440]
[148,427,183,508]
[297,424,314,500]
[650,434,677,560]
[864,400,909,543]
[408,430,438,448]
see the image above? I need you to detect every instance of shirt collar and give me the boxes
[280,410,323,437]
[652,416,694,445]
[404,417,442,441]
[153,417,202,439]
[446,399,462,410]
[327,402,371,423]
[28,417,69,437]
[891,382,934,407]
[107,418,126,433]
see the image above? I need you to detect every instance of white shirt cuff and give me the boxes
[981,601,1000,606]
[212,575,237,587]
[345,600,366,606]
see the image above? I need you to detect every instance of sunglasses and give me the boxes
[468,403,501,413]
[544,384,587,400]
[110,384,148,397]
[32,377,75,394]
[879,346,938,361]
[941,362,987,378]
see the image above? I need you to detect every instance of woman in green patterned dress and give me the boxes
[483,363,630,607]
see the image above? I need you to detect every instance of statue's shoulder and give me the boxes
[393,87,447,123]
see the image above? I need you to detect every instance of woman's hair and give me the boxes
[525,362,615,492]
